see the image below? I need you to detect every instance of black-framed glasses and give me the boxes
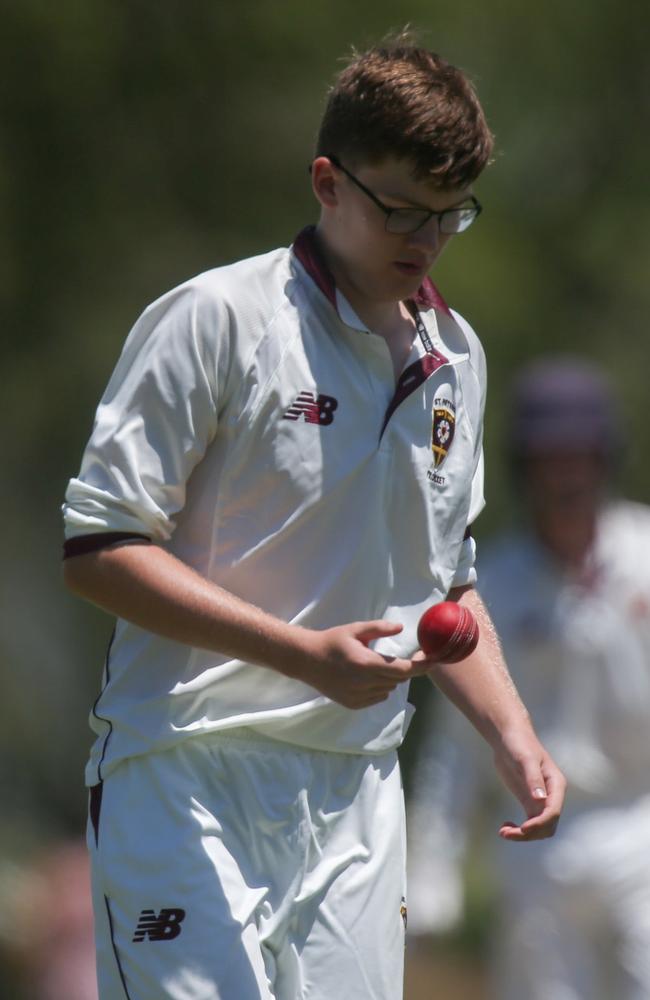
[326,154,482,236]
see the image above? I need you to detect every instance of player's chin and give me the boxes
[390,266,427,297]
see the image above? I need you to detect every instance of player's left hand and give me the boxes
[491,729,566,842]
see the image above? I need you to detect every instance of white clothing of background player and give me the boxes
[62,37,565,1000]
[407,359,650,1000]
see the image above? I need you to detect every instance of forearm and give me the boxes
[63,542,313,676]
[429,586,566,840]
[431,586,533,750]
[62,541,427,708]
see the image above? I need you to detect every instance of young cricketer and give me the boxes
[63,37,565,1000]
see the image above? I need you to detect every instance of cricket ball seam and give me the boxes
[437,609,472,660]
[417,602,479,661]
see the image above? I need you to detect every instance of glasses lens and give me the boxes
[440,207,479,235]
[386,209,431,234]
[386,203,481,235]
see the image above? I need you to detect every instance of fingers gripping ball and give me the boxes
[417,601,479,662]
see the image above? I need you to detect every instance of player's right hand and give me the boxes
[295,620,429,709]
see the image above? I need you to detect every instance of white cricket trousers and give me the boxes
[88,731,407,1000]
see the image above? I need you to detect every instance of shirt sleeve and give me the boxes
[451,442,486,587]
[449,308,487,589]
[451,527,479,589]
[63,280,227,542]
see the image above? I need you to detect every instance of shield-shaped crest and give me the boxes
[431,406,455,467]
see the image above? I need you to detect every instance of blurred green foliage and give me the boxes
[1,0,648,869]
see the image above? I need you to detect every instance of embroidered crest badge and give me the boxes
[431,405,455,467]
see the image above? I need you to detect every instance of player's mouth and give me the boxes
[393,259,429,277]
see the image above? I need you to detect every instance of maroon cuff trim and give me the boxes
[463,525,473,540]
[63,532,151,559]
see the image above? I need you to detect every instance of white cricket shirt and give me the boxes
[63,228,487,783]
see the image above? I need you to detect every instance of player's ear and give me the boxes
[310,156,339,209]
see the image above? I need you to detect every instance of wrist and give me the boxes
[257,621,319,682]
[486,714,538,755]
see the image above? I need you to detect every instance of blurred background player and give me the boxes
[405,356,650,1000]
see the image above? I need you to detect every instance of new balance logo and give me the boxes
[133,908,186,942]
[283,391,338,426]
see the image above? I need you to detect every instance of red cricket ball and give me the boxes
[417,601,479,662]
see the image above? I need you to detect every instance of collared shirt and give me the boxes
[63,228,487,782]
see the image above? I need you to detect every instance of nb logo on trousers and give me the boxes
[133,907,186,942]
[283,391,339,426]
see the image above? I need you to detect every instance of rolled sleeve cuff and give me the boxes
[451,532,478,588]
[62,480,172,542]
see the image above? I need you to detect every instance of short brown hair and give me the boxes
[315,38,494,188]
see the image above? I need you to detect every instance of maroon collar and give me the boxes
[414,276,452,315]
[292,225,452,318]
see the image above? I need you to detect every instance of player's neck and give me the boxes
[337,277,417,379]
[313,227,417,377]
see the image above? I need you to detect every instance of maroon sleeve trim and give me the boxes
[464,525,473,540]
[63,532,152,560]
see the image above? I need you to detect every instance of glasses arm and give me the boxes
[314,155,483,233]
[325,154,395,219]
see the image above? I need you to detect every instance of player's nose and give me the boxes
[407,216,442,253]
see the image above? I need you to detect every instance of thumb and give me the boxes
[354,620,404,646]
[522,768,548,818]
